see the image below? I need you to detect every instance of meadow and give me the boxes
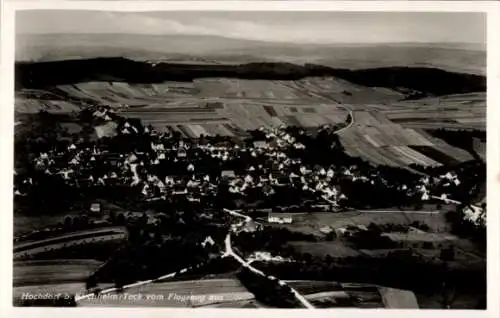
[15,64,485,170]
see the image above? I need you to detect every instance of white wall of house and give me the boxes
[268,216,293,224]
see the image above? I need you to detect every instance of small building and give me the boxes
[221,170,236,178]
[177,148,187,158]
[334,227,349,237]
[253,141,268,149]
[201,236,215,247]
[90,203,101,214]
[94,122,118,139]
[267,212,293,224]
[357,224,368,231]
[320,226,333,234]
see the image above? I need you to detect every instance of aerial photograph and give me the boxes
[13,10,486,309]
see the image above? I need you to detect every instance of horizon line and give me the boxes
[17,33,485,49]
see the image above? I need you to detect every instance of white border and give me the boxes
[3,1,500,11]
[1,2,499,318]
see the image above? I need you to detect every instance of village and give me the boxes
[13,106,485,271]
[15,106,484,220]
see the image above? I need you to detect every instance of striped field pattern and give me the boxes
[15,79,484,168]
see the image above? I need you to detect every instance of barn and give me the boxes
[267,212,294,224]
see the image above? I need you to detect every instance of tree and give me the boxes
[85,275,98,290]
[63,216,72,230]
[116,213,126,225]
[440,280,457,309]
[368,222,382,234]
[303,253,313,264]
[422,242,433,249]
[109,210,117,224]
[440,246,455,262]
[325,232,336,241]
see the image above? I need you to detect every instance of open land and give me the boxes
[16,58,485,170]
[14,55,486,309]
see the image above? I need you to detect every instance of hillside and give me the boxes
[15,58,486,97]
[17,34,486,75]
[15,59,485,170]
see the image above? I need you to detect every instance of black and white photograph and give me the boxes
[9,7,489,310]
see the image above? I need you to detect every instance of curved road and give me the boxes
[222,208,315,309]
[333,108,354,135]
[74,208,314,308]
[278,79,355,135]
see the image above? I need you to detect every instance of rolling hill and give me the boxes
[17,34,486,75]
[14,58,485,169]
[15,58,485,96]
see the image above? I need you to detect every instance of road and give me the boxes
[222,209,315,309]
[73,207,314,308]
[333,108,354,135]
[277,80,355,136]
[75,260,207,302]
[282,80,355,134]
[430,195,462,205]
[222,208,252,222]
[67,200,457,306]
[73,208,315,308]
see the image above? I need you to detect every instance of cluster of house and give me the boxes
[15,111,478,224]
[462,204,486,227]
[416,173,461,202]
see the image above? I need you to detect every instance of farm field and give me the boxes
[284,280,344,295]
[412,247,485,269]
[288,241,361,257]
[13,282,113,299]
[16,97,81,113]
[14,226,128,249]
[13,259,103,286]
[272,209,452,237]
[380,92,486,131]
[13,226,128,262]
[14,279,255,307]
[15,75,485,169]
[12,276,418,308]
[194,78,319,101]
[338,110,475,168]
[379,287,419,309]
[16,79,353,136]
[79,278,255,307]
[284,234,483,277]
[201,299,269,308]
[281,77,406,105]
[415,292,485,309]
[14,215,71,236]
[285,280,417,308]
[473,138,486,162]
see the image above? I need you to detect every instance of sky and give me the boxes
[16,10,486,45]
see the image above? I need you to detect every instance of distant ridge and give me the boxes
[16,34,485,75]
[15,58,486,97]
